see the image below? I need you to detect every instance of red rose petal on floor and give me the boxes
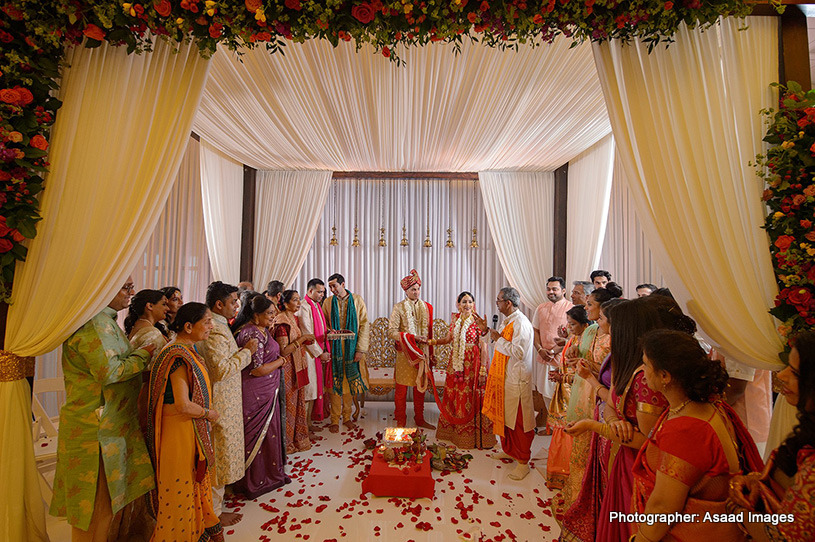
[226,530,234,535]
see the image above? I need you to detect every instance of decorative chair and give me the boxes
[31,377,63,501]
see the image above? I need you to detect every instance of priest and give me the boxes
[478,286,535,480]
[388,269,436,430]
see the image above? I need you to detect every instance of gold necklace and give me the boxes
[668,398,692,416]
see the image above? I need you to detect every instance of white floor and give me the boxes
[46,401,559,542]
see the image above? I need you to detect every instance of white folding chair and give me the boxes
[31,377,64,501]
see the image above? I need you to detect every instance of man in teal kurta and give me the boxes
[50,277,156,536]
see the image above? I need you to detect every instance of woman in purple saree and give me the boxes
[232,294,290,498]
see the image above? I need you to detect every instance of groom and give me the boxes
[388,269,436,430]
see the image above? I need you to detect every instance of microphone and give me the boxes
[492,315,498,329]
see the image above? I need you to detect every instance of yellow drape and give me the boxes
[593,17,784,369]
[5,39,210,357]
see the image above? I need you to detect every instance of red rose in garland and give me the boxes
[774,235,795,251]
[352,2,376,24]
[0,239,12,254]
[285,0,302,10]
[13,86,33,106]
[788,287,813,308]
[30,135,48,150]
[0,88,21,104]
[154,0,172,17]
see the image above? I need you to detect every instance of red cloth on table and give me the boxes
[500,404,534,463]
[361,450,435,499]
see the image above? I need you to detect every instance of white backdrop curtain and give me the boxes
[294,178,512,321]
[479,172,554,309]
[253,170,332,288]
[593,16,784,369]
[200,140,243,284]
[131,136,213,302]
[1,38,209,540]
[566,134,615,286]
[598,158,665,297]
[194,39,610,171]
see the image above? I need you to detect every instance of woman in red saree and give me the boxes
[273,290,315,454]
[728,331,815,541]
[630,330,763,542]
[147,302,223,542]
[433,291,496,450]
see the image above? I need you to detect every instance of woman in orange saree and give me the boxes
[630,330,762,542]
[147,303,223,542]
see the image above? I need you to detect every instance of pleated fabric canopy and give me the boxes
[193,38,611,171]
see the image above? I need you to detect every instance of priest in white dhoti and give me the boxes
[298,278,330,432]
[478,286,535,480]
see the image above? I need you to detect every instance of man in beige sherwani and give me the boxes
[388,269,436,430]
[198,281,257,526]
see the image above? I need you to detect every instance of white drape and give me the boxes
[598,159,665,297]
[253,170,332,288]
[131,136,213,302]
[194,39,610,171]
[593,17,783,369]
[200,140,243,284]
[479,172,554,308]
[6,39,210,356]
[566,134,615,286]
[294,179,511,320]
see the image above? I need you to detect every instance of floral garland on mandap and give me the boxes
[756,82,815,345]
[0,0,758,301]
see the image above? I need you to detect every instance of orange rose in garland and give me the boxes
[82,24,106,41]
[774,235,795,251]
[30,135,48,150]
[154,0,172,16]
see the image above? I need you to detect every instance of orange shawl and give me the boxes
[482,321,514,437]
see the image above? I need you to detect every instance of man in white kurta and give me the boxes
[198,281,257,525]
[479,286,535,480]
[298,278,331,429]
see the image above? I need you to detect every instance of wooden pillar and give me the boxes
[780,5,811,91]
[240,166,256,283]
[751,3,812,91]
[553,164,568,279]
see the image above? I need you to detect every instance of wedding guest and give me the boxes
[434,291,496,449]
[532,276,573,427]
[545,305,590,489]
[297,278,331,431]
[478,287,535,481]
[198,281,257,526]
[274,290,315,453]
[570,280,594,306]
[388,269,436,430]
[159,286,183,326]
[561,285,619,497]
[728,331,815,541]
[125,289,171,443]
[589,270,612,289]
[50,277,156,541]
[237,281,254,292]
[630,330,762,542]
[265,280,284,315]
[147,302,223,542]
[565,298,669,541]
[635,283,657,297]
[558,298,624,540]
[323,273,370,433]
[125,289,171,357]
[233,294,291,497]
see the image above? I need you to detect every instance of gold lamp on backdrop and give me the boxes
[445,180,455,248]
[400,179,409,246]
[378,180,387,247]
[470,179,479,248]
[329,181,338,246]
[423,179,432,248]
[351,179,360,247]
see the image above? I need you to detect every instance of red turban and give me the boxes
[400,269,422,291]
